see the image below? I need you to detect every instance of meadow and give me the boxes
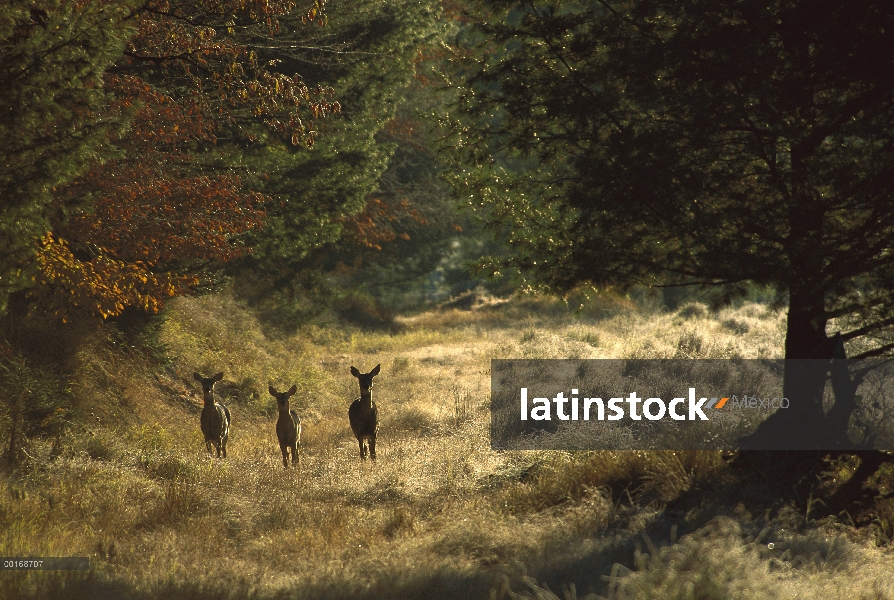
[1,292,893,599]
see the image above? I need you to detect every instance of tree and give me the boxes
[14,0,340,322]
[34,72,266,321]
[444,0,894,447]
[232,0,450,312]
[0,0,137,314]
[299,67,485,313]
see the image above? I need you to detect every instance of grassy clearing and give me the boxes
[1,293,892,599]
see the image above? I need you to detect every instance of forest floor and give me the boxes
[1,292,893,599]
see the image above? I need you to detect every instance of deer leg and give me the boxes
[291,443,298,466]
[358,438,367,461]
[369,436,376,461]
[281,445,289,468]
[221,436,227,459]
[206,441,213,456]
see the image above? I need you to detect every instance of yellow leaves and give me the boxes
[301,0,327,26]
[32,234,193,323]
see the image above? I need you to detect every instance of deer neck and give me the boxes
[278,402,291,417]
[359,390,372,409]
[202,391,215,407]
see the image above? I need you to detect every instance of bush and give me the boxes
[0,346,70,465]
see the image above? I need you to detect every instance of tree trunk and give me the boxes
[740,286,833,449]
[784,286,833,441]
[825,333,866,446]
[4,392,22,466]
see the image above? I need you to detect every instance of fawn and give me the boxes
[349,364,380,461]
[268,385,301,467]
[194,372,230,458]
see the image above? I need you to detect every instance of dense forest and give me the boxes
[1,0,475,324]
[2,1,894,598]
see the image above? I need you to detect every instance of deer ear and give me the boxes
[350,366,360,378]
[213,372,224,382]
[371,364,381,376]
[193,372,202,382]
[269,386,277,396]
[288,385,297,396]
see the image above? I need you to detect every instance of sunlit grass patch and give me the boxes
[5,291,893,600]
[159,292,333,417]
[492,450,727,516]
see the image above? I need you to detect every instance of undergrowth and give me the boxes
[1,292,892,599]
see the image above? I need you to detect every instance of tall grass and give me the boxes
[1,293,892,599]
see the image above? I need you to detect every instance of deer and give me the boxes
[349,364,380,461]
[193,372,230,458]
[268,385,301,468]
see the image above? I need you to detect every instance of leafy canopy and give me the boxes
[233,0,451,304]
[10,0,340,322]
[445,0,894,361]
[0,0,138,313]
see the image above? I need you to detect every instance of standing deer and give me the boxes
[269,385,301,468]
[194,372,230,458]
[349,364,380,461]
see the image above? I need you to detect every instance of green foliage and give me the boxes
[0,346,70,463]
[0,0,137,312]
[444,0,894,361]
[240,0,446,270]
[234,0,498,317]
[441,0,894,449]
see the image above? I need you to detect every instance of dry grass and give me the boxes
[1,293,892,599]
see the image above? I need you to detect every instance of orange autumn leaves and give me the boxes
[341,198,429,251]
[61,74,265,266]
[34,234,192,321]
[35,75,264,322]
[126,0,340,148]
[31,0,337,322]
